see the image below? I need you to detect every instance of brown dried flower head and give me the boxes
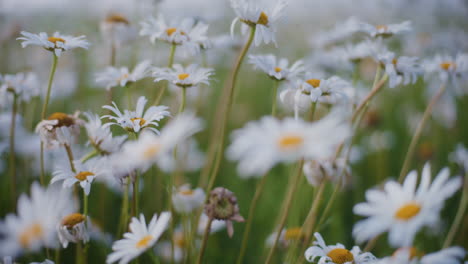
[204,187,244,237]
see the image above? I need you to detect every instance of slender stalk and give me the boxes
[236,173,269,264]
[301,181,327,246]
[398,82,447,182]
[110,42,116,67]
[83,190,88,217]
[118,177,130,237]
[351,74,388,123]
[126,84,133,109]
[271,80,279,116]
[149,250,161,264]
[132,172,140,217]
[64,145,76,173]
[308,101,317,121]
[9,94,18,207]
[40,54,59,185]
[443,173,467,248]
[265,159,304,264]
[80,149,99,163]
[154,44,177,106]
[196,217,213,264]
[55,248,61,264]
[179,88,187,113]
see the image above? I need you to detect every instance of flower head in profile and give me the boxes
[359,21,412,38]
[377,51,422,88]
[102,96,170,134]
[57,213,89,248]
[305,232,376,264]
[424,53,468,90]
[96,60,151,90]
[353,163,462,247]
[106,212,171,264]
[83,112,127,155]
[152,64,214,89]
[303,157,350,187]
[248,54,304,81]
[376,246,466,264]
[51,158,109,195]
[227,113,350,177]
[230,0,288,46]
[204,187,244,237]
[100,13,137,47]
[35,112,83,149]
[17,31,89,57]
[0,72,40,103]
[172,184,205,214]
[0,183,75,257]
[265,227,303,249]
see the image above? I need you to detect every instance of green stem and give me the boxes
[443,173,468,248]
[83,189,88,217]
[179,88,187,114]
[265,160,304,264]
[118,177,130,237]
[64,145,76,173]
[81,149,99,163]
[309,101,317,121]
[196,217,213,264]
[153,44,177,106]
[351,74,388,123]
[133,171,140,217]
[301,181,326,247]
[126,83,133,109]
[271,80,279,116]
[9,94,17,208]
[149,250,161,264]
[236,173,269,264]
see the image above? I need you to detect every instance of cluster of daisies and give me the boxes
[0,0,467,263]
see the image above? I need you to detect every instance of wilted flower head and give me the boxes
[35,112,83,149]
[57,213,89,248]
[17,31,89,57]
[204,187,244,237]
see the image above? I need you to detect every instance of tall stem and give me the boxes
[196,217,213,264]
[118,177,130,237]
[271,80,279,116]
[64,145,76,173]
[398,82,447,182]
[236,173,269,264]
[40,54,59,185]
[443,173,467,248]
[9,94,18,207]
[351,74,388,123]
[154,44,177,106]
[301,181,326,246]
[132,172,140,217]
[179,88,187,114]
[265,160,304,264]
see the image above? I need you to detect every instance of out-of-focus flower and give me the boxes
[265,227,303,248]
[359,21,412,38]
[376,247,466,264]
[450,144,468,172]
[227,113,350,177]
[156,230,186,263]
[83,112,127,155]
[30,259,54,264]
[17,31,89,57]
[100,13,137,47]
[96,60,151,90]
[35,112,83,149]
[424,53,468,93]
[57,213,89,248]
[152,64,214,88]
[172,185,205,214]
[309,17,362,48]
[0,183,76,257]
[248,54,304,81]
[304,75,352,104]
[106,213,171,264]
[304,232,376,264]
[102,96,170,134]
[204,187,244,237]
[377,51,422,88]
[197,213,226,235]
[230,0,287,46]
[303,158,350,187]
[0,72,40,103]
[157,139,205,173]
[353,163,462,247]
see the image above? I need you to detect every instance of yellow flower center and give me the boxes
[274,67,282,73]
[306,79,321,88]
[62,213,86,228]
[395,202,421,220]
[178,73,190,80]
[278,134,304,150]
[75,171,95,181]
[327,248,354,264]
[180,189,194,195]
[48,37,66,44]
[19,223,44,248]
[47,112,75,127]
[105,14,130,25]
[130,117,146,126]
[166,28,177,36]
[257,12,269,26]
[136,235,153,248]
[143,143,161,159]
[284,227,302,241]
[118,73,129,82]
[393,247,424,259]
[174,232,186,248]
[376,25,388,31]
[392,58,398,65]
[440,61,455,71]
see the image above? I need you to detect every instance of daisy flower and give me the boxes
[227,112,350,177]
[100,13,137,47]
[279,82,315,118]
[353,163,462,247]
[359,21,412,38]
[265,227,303,249]
[57,213,89,248]
[106,212,171,264]
[304,232,376,264]
[102,96,170,134]
[156,230,186,263]
[0,72,40,103]
[172,184,205,214]
[303,75,352,104]
[96,60,151,90]
[230,0,288,46]
[140,15,207,55]
[310,17,362,48]
[35,112,83,149]
[377,51,422,88]
[17,31,89,57]
[424,53,468,91]
[83,112,127,155]
[0,183,76,257]
[376,246,466,264]
[450,143,468,172]
[197,213,226,235]
[248,54,304,81]
[113,112,203,174]
[157,138,205,173]
[303,158,350,187]
[152,64,214,89]
[51,158,108,195]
